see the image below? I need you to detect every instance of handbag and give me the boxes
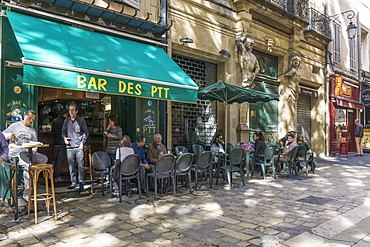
[112,147,121,180]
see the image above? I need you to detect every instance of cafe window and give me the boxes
[335,108,346,141]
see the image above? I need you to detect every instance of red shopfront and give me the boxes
[329,75,363,155]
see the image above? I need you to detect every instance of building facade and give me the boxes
[169,0,329,156]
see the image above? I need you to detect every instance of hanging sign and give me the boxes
[361,89,370,106]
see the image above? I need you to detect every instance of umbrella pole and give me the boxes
[225,101,227,153]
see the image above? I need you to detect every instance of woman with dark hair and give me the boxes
[105,115,123,165]
[249,131,267,174]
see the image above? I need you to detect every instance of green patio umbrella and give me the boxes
[198,81,279,150]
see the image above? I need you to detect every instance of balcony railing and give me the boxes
[308,7,331,38]
[265,1,331,38]
[266,0,309,21]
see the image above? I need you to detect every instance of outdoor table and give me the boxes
[4,143,49,222]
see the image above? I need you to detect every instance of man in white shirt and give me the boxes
[3,110,48,200]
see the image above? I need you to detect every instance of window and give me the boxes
[349,37,356,70]
[333,22,341,63]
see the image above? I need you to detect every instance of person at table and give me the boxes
[111,135,134,197]
[249,131,267,173]
[61,102,90,192]
[146,133,167,165]
[273,133,298,171]
[131,135,150,196]
[105,115,123,166]
[297,135,314,170]
[0,131,9,164]
[211,134,227,154]
[2,110,48,200]
[51,109,68,182]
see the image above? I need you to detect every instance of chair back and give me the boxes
[92,151,111,171]
[264,146,275,161]
[120,154,141,175]
[296,144,308,159]
[156,154,176,173]
[175,146,188,155]
[175,153,194,172]
[192,144,204,157]
[269,144,278,155]
[226,142,234,153]
[229,148,244,165]
[196,151,212,169]
[290,146,299,161]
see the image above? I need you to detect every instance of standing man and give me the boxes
[3,110,48,200]
[61,102,90,192]
[131,135,150,195]
[0,131,9,164]
[355,119,364,156]
[52,109,68,182]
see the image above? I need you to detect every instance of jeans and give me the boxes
[66,148,85,184]
[53,144,66,178]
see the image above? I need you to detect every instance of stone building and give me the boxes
[169,0,330,156]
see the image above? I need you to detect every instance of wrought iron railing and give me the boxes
[266,0,309,21]
[265,1,331,38]
[308,7,331,38]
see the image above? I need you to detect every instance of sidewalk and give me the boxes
[1,153,370,246]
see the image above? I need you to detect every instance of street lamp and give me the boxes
[329,10,357,39]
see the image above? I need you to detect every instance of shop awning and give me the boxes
[6,11,199,103]
[336,99,363,110]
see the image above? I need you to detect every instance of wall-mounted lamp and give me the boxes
[180,37,194,44]
[329,10,357,39]
[220,49,231,58]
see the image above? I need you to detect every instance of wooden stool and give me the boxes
[27,164,58,224]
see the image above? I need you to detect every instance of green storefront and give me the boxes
[0,9,198,189]
[1,10,198,133]
[249,51,280,143]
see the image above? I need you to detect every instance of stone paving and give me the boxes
[1,154,370,246]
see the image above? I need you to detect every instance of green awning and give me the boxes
[6,11,199,103]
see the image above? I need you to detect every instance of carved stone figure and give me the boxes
[281,55,301,102]
[235,29,260,89]
[264,37,275,52]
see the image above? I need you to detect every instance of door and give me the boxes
[348,110,355,152]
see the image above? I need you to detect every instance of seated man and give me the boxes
[273,133,298,171]
[3,110,48,200]
[131,135,150,195]
[146,133,167,166]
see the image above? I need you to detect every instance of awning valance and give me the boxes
[6,11,198,103]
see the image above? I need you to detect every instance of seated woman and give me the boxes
[111,135,134,196]
[249,131,267,174]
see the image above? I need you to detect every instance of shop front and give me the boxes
[329,75,363,155]
[1,10,198,174]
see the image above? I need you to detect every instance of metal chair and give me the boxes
[218,148,245,189]
[146,154,176,200]
[276,146,299,177]
[254,146,276,180]
[191,151,213,190]
[117,154,141,203]
[174,153,194,194]
[175,146,188,155]
[295,144,315,175]
[91,151,111,195]
[192,144,204,165]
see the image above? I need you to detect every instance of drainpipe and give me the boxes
[356,12,362,122]
[159,0,168,146]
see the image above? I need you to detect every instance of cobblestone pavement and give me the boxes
[1,154,370,247]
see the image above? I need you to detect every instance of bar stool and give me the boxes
[84,146,93,182]
[27,164,58,224]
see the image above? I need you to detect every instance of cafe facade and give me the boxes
[1,0,198,165]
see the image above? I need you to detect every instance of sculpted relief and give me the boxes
[235,29,260,89]
[281,55,301,102]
